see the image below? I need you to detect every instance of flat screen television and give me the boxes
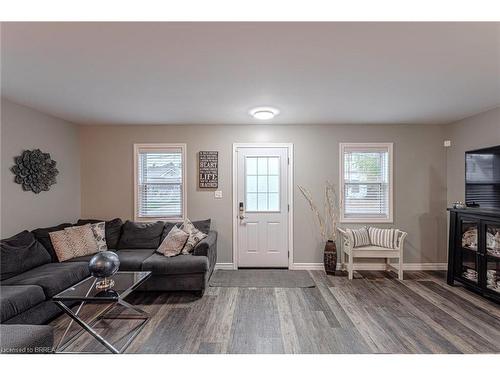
[465,145,500,210]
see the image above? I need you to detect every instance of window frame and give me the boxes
[339,142,393,224]
[133,143,187,222]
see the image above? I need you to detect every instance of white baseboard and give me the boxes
[403,263,448,271]
[290,262,447,271]
[217,262,447,271]
[215,263,236,270]
[289,263,324,270]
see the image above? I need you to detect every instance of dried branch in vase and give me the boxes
[298,181,339,242]
[298,185,326,240]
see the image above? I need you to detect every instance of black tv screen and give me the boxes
[465,145,500,209]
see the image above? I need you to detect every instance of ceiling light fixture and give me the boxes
[249,107,280,120]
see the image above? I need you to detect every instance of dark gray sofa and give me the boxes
[0,218,217,330]
[0,324,54,354]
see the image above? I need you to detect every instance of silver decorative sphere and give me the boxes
[88,251,120,278]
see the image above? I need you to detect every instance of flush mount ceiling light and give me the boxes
[249,107,280,120]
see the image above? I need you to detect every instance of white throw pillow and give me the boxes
[90,222,107,251]
[157,225,189,257]
[346,227,370,247]
[181,218,208,254]
[49,224,99,262]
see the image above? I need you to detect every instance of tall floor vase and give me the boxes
[323,240,337,275]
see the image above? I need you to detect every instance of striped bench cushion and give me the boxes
[346,227,370,247]
[368,227,399,249]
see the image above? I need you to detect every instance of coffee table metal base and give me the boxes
[55,299,149,354]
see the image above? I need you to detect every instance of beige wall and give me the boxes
[445,107,500,206]
[2,98,496,265]
[1,99,81,237]
[80,123,448,265]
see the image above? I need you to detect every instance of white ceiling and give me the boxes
[1,22,499,125]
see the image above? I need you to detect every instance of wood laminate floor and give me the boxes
[50,270,500,354]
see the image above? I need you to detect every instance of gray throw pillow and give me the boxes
[32,223,73,262]
[1,231,51,280]
[118,220,164,249]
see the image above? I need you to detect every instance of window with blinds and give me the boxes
[340,143,393,223]
[134,144,186,220]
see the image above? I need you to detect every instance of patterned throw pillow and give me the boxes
[90,222,107,251]
[49,224,99,262]
[181,218,208,254]
[368,227,398,249]
[346,227,370,247]
[157,226,189,257]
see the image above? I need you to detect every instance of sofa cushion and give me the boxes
[0,324,54,353]
[2,262,90,298]
[0,285,46,322]
[118,221,164,249]
[1,231,51,280]
[77,218,123,249]
[63,254,96,263]
[142,253,209,275]
[32,223,73,262]
[160,219,211,241]
[116,249,156,271]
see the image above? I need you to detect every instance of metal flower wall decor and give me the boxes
[11,149,59,193]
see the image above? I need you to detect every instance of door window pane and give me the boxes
[246,176,257,192]
[258,193,268,210]
[258,158,268,175]
[269,158,280,175]
[269,193,279,211]
[247,158,257,175]
[245,156,280,212]
[258,175,268,192]
[247,193,258,211]
[268,176,279,192]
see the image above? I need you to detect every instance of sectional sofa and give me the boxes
[0,218,217,351]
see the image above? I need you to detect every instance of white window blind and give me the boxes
[340,143,393,222]
[135,145,185,220]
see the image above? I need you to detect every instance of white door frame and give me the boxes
[232,143,294,269]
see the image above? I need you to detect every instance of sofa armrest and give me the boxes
[193,230,216,256]
[192,230,217,270]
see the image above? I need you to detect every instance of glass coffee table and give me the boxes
[52,271,151,354]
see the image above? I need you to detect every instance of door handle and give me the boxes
[239,202,246,220]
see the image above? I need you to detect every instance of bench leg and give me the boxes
[398,256,404,280]
[348,253,354,280]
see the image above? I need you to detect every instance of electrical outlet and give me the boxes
[214,190,223,199]
[444,140,451,147]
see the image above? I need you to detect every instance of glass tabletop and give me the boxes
[52,271,151,302]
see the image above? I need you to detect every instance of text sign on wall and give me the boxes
[199,151,218,188]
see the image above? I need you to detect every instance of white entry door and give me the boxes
[235,145,290,267]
